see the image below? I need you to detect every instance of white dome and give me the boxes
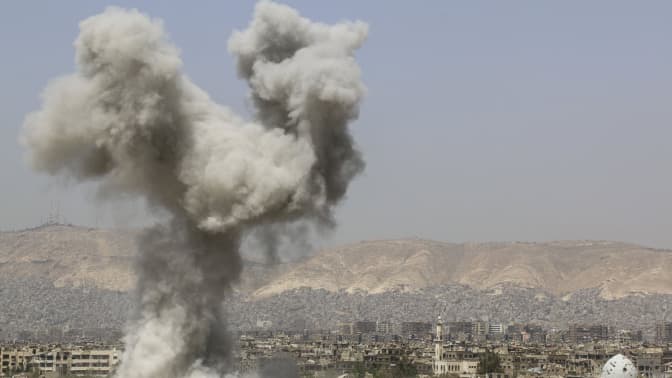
[600,354,636,378]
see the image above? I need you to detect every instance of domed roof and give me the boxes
[600,354,636,378]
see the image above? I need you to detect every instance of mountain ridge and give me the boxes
[2,224,671,300]
[252,238,672,299]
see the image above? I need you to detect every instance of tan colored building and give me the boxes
[0,347,33,373]
[656,322,672,344]
[433,317,479,377]
[0,346,119,376]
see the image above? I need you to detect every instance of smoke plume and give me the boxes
[22,2,367,377]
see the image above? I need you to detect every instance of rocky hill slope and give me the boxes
[2,225,672,339]
[2,225,671,299]
[254,239,672,299]
[0,224,136,291]
[0,224,287,293]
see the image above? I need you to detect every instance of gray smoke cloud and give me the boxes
[21,2,367,377]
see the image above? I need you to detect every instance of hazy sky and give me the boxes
[2,2,671,248]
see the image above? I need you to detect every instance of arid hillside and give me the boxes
[2,225,671,299]
[253,239,672,299]
[0,224,136,291]
[0,224,286,293]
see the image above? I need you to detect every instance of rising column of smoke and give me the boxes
[21,2,366,377]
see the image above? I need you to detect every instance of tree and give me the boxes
[477,350,503,375]
[371,358,418,378]
[394,357,418,378]
[353,361,366,378]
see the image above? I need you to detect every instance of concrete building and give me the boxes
[0,346,33,373]
[0,346,119,376]
[352,321,376,335]
[664,361,672,378]
[375,321,392,335]
[569,324,612,343]
[471,321,487,341]
[66,348,120,376]
[656,322,672,344]
[338,322,354,335]
[401,322,432,339]
[488,323,505,336]
[633,350,664,378]
[448,321,473,341]
[433,317,479,377]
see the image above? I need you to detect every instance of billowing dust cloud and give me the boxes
[21,2,367,377]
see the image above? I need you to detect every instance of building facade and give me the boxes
[433,317,479,377]
[0,346,119,376]
[656,322,672,344]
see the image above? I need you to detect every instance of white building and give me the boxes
[433,316,479,377]
[488,323,505,335]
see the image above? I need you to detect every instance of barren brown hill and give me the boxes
[2,225,671,299]
[0,224,286,293]
[0,224,136,291]
[253,239,672,299]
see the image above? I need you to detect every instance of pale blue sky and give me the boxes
[2,2,672,248]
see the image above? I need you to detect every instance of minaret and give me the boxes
[434,316,444,362]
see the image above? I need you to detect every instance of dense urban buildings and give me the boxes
[0,345,120,377]
[2,318,672,377]
[236,319,672,378]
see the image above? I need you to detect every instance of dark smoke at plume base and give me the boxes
[21,2,367,377]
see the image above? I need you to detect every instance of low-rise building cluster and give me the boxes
[1,321,671,377]
[237,319,672,377]
[0,344,120,377]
